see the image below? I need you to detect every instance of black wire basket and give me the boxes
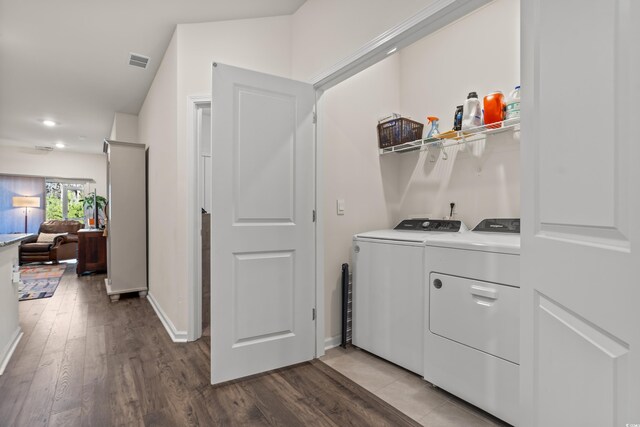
[377,115,424,149]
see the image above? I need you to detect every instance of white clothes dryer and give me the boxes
[423,218,521,426]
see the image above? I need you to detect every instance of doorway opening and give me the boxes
[314,0,520,424]
[199,105,212,339]
[187,96,211,342]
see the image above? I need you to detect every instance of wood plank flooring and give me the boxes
[0,266,419,426]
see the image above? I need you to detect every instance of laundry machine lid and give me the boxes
[353,229,434,244]
[473,218,520,233]
[354,219,468,244]
[425,232,521,255]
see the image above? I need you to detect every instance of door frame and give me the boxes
[187,94,211,342]
[188,0,496,352]
[308,0,493,355]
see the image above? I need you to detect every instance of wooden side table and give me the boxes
[77,229,107,275]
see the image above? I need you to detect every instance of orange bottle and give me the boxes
[483,91,505,129]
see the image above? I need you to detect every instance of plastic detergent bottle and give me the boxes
[505,86,521,120]
[461,92,482,130]
[483,91,505,128]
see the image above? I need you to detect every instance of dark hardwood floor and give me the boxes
[0,266,419,426]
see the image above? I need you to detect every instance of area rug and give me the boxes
[18,264,67,301]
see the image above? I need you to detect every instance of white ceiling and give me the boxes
[0,0,306,154]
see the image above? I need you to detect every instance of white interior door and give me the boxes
[210,63,316,384]
[521,1,640,425]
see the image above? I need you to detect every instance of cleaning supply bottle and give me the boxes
[461,92,482,130]
[505,85,521,120]
[453,105,463,131]
[425,116,440,138]
[483,91,505,128]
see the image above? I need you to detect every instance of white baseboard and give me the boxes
[0,328,23,376]
[147,293,188,343]
[324,335,342,350]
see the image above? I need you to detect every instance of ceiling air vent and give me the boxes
[35,145,54,152]
[128,53,150,69]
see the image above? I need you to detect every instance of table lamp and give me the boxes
[12,196,41,233]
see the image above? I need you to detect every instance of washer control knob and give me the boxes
[433,279,442,289]
[422,221,430,229]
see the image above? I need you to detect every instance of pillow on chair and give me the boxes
[36,232,67,243]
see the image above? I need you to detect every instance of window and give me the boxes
[45,182,85,223]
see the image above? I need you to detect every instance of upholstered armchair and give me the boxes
[19,220,83,265]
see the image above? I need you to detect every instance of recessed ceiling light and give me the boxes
[56,142,65,148]
[42,120,57,127]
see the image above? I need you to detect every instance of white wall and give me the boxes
[176,15,291,98]
[291,0,438,81]
[138,17,292,336]
[320,56,402,341]
[109,112,139,143]
[397,0,520,227]
[138,31,182,333]
[0,145,106,196]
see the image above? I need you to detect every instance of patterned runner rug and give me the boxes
[19,264,67,301]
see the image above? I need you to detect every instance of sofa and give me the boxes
[19,220,83,265]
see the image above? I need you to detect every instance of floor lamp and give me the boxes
[12,196,41,233]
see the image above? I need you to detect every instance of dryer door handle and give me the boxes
[470,285,498,300]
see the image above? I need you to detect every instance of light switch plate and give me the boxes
[337,199,345,215]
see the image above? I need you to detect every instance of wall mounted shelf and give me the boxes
[379,118,520,155]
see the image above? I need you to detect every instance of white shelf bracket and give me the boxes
[439,141,448,160]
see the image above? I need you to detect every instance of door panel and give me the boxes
[234,86,295,223]
[521,0,640,425]
[211,63,316,384]
[233,251,295,345]
[536,0,631,250]
[536,293,628,427]
[537,0,618,229]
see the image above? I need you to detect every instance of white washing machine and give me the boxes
[352,219,467,375]
[423,218,521,426]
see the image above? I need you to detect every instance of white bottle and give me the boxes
[505,85,521,120]
[461,92,482,130]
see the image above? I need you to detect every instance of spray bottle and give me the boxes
[425,116,440,138]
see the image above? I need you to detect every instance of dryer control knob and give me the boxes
[422,221,430,229]
[354,245,360,253]
[433,279,442,289]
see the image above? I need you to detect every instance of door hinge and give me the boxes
[312,111,317,124]
[312,210,316,222]
[312,308,316,321]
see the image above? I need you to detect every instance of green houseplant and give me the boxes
[80,192,108,228]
